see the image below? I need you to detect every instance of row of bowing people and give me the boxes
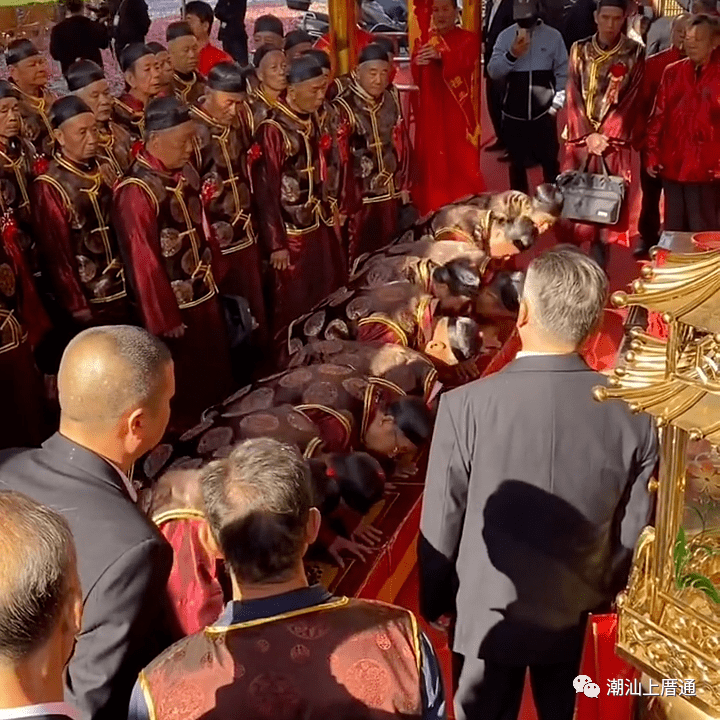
[133,187,565,636]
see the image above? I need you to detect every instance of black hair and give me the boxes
[493,271,525,314]
[301,48,332,71]
[65,59,104,91]
[146,41,167,54]
[596,0,628,11]
[4,39,39,66]
[388,396,433,449]
[0,80,19,100]
[373,35,395,60]
[253,14,285,37]
[166,20,194,42]
[253,44,284,68]
[533,183,563,217]
[287,54,324,84]
[207,62,246,93]
[505,215,538,251]
[49,95,93,129]
[688,14,720,35]
[185,0,214,29]
[307,459,341,514]
[65,0,84,13]
[284,29,313,51]
[329,452,385,515]
[447,316,482,361]
[358,42,391,64]
[119,42,154,73]
[144,96,191,133]
[432,258,481,298]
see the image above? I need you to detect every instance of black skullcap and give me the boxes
[0,80,19,100]
[253,45,284,68]
[302,48,332,71]
[120,43,154,72]
[5,38,39,66]
[597,0,628,11]
[146,41,167,54]
[49,95,93,129]
[287,55,323,84]
[373,35,395,58]
[207,62,246,92]
[358,42,391,65]
[284,29,313,51]
[66,59,105,92]
[166,20,194,42]
[253,14,284,37]
[145,96,191,132]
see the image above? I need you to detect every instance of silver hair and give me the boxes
[0,491,75,661]
[523,246,608,348]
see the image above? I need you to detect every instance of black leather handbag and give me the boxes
[556,156,626,226]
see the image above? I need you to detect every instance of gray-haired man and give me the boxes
[419,246,658,720]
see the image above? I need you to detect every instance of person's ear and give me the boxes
[8,66,18,83]
[593,10,599,23]
[517,297,530,328]
[126,407,146,444]
[124,69,135,89]
[306,507,321,545]
[52,128,65,147]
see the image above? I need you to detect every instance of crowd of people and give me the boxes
[0,0,716,718]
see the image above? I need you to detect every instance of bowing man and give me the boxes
[112,96,234,425]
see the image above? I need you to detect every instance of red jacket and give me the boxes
[646,53,720,182]
[198,42,232,78]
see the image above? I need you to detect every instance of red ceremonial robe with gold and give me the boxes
[252,102,347,336]
[411,27,484,215]
[562,34,644,246]
[112,149,234,426]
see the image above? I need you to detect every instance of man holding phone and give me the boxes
[488,0,568,193]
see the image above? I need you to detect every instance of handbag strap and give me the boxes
[582,152,611,176]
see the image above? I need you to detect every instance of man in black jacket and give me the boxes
[419,247,658,720]
[214,0,248,65]
[50,0,110,76]
[483,0,514,153]
[110,0,151,56]
[0,325,177,720]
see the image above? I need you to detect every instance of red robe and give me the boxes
[252,109,347,335]
[562,35,644,246]
[411,27,484,215]
[112,150,234,426]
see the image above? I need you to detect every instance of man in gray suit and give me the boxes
[419,246,658,720]
[0,326,177,720]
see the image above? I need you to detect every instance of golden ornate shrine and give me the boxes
[595,247,720,718]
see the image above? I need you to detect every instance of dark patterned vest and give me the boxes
[138,598,423,720]
[191,104,255,255]
[13,84,55,157]
[117,153,217,310]
[0,137,35,272]
[286,281,436,354]
[172,71,206,105]
[35,155,127,305]
[0,231,28,354]
[259,103,331,232]
[97,120,133,178]
[142,365,405,479]
[335,83,403,201]
[246,89,277,136]
[113,94,145,141]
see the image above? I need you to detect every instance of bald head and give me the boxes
[0,491,75,661]
[58,326,172,427]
